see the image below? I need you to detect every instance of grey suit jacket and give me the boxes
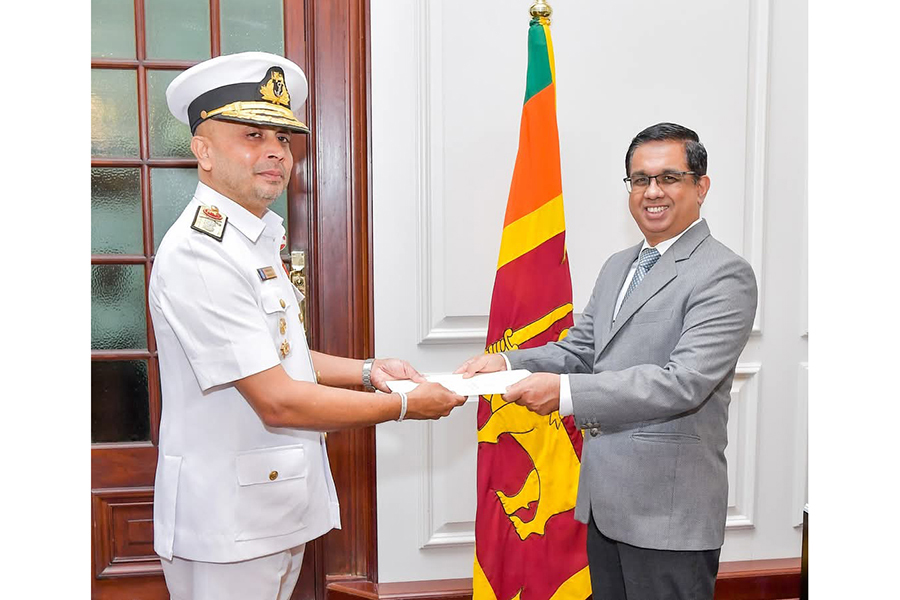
[507,220,757,551]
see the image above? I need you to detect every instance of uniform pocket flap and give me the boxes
[236,445,308,486]
[260,291,290,314]
[631,309,675,324]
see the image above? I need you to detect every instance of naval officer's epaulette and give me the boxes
[191,204,228,241]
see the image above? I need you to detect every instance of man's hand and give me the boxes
[454,353,508,379]
[370,358,427,393]
[404,383,467,419]
[503,373,560,416]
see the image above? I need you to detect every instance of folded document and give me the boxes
[385,369,531,396]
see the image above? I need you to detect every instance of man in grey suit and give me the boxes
[456,123,757,599]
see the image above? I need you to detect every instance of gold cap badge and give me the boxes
[260,69,291,106]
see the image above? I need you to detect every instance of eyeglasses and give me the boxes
[623,171,696,193]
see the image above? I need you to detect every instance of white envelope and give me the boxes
[385,369,531,396]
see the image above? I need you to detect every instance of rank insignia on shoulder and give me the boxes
[257,266,278,281]
[191,205,228,241]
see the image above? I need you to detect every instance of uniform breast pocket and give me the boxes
[234,445,309,541]
[260,290,292,338]
[631,308,675,325]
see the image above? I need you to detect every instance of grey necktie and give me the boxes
[621,247,661,308]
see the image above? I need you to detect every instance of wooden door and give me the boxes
[90,1,375,598]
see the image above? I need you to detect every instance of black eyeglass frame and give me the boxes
[623,170,697,193]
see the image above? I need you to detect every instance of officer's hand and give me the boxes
[503,373,560,416]
[370,358,427,393]
[453,354,507,379]
[404,383,467,420]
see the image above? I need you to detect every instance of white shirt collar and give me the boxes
[192,182,285,243]
[640,217,704,256]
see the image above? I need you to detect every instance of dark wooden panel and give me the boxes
[328,578,473,600]
[92,487,162,579]
[325,560,802,600]
[715,558,802,600]
[91,574,171,600]
[91,443,158,488]
[290,0,377,587]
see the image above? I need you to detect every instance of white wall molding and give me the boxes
[413,0,481,345]
[726,364,762,529]
[417,0,772,344]
[744,0,772,335]
[792,362,809,528]
[418,396,478,548]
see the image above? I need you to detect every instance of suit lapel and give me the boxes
[607,251,677,339]
[597,220,711,356]
[597,243,641,348]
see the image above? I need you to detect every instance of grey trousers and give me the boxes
[587,514,720,600]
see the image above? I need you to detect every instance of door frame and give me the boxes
[90,1,377,597]
[283,0,378,592]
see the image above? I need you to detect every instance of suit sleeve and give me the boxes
[505,260,608,375]
[568,257,757,428]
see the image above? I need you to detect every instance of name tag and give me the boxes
[257,266,278,281]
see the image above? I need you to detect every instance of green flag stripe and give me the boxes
[523,18,553,104]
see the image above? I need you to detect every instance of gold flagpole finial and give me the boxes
[530,1,552,20]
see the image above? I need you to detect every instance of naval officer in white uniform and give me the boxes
[149,52,466,600]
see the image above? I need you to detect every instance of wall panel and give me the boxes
[372,0,806,582]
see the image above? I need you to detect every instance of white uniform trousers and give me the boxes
[161,544,306,600]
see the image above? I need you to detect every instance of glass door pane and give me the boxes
[151,168,200,251]
[91,168,143,255]
[91,0,136,58]
[145,0,211,60]
[91,69,139,158]
[148,70,193,158]
[91,360,151,443]
[221,0,285,55]
[91,264,148,350]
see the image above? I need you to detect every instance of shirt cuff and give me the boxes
[499,353,512,371]
[558,374,574,417]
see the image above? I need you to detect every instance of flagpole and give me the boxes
[530,0,552,20]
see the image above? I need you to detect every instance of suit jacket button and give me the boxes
[589,428,599,436]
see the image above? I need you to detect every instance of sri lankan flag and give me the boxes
[472,14,590,600]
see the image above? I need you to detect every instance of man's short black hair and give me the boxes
[625,122,707,179]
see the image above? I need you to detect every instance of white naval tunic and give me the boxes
[148,182,341,563]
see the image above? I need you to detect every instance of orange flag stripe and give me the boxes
[503,83,563,227]
[497,194,566,269]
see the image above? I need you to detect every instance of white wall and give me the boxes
[371,0,807,582]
